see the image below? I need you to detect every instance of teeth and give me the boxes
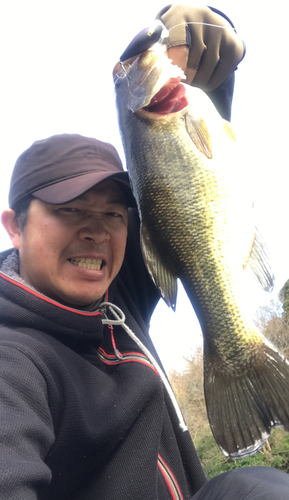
[69,258,103,270]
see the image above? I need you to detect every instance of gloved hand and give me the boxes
[156,4,245,91]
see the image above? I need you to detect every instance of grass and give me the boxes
[194,428,289,479]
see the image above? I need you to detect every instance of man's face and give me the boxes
[16,180,128,307]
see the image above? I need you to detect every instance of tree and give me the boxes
[279,279,289,320]
[169,348,209,440]
[253,278,289,357]
[254,296,289,356]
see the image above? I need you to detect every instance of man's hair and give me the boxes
[13,195,34,232]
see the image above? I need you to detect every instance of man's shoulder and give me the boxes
[0,323,63,361]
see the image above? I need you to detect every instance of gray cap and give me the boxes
[9,133,135,208]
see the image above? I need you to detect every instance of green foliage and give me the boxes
[194,428,289,479]
[268,428,289,472]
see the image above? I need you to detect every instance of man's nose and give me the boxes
[79,216,110,243]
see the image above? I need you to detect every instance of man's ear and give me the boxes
[1,210,21,250]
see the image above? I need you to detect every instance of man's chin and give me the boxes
[60,297,104,310]
[48,289,106,310]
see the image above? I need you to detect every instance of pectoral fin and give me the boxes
[140,223,178,310]
[185,114,213,159]
[243,227,275,292]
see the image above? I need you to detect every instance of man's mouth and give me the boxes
[68,257,103,270]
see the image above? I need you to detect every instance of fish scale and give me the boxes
[132,117,236,326]
[114,44,289,458]
[137,125,263,346]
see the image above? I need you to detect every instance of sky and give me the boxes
[0,0,288,372]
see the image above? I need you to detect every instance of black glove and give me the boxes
[156,4,245,91]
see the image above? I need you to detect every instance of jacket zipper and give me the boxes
[98,347,159,375]
[98,348,183,500]
[158,455,183,500]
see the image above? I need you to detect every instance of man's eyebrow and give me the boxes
[74,193,127,206]
[106,197,127,206]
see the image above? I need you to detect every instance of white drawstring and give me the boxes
[99,301,188,432]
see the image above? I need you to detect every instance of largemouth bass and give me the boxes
[113,40,289,458]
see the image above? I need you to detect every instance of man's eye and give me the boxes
[60,207,80,213]
[57,207,82,215]
[106,212,122,218]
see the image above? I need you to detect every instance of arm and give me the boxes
[0,344,54,499]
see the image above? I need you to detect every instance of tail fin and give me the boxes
[204,340,289,458]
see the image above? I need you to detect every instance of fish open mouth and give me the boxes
[68,258,104,271]
[143,77,188,114]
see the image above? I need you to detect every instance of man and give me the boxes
[1,4,289,500]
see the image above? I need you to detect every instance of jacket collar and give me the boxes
[0,248,111,348]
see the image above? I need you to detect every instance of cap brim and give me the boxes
[32,171,136,207]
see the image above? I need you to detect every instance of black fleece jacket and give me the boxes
[0,209,207,500]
